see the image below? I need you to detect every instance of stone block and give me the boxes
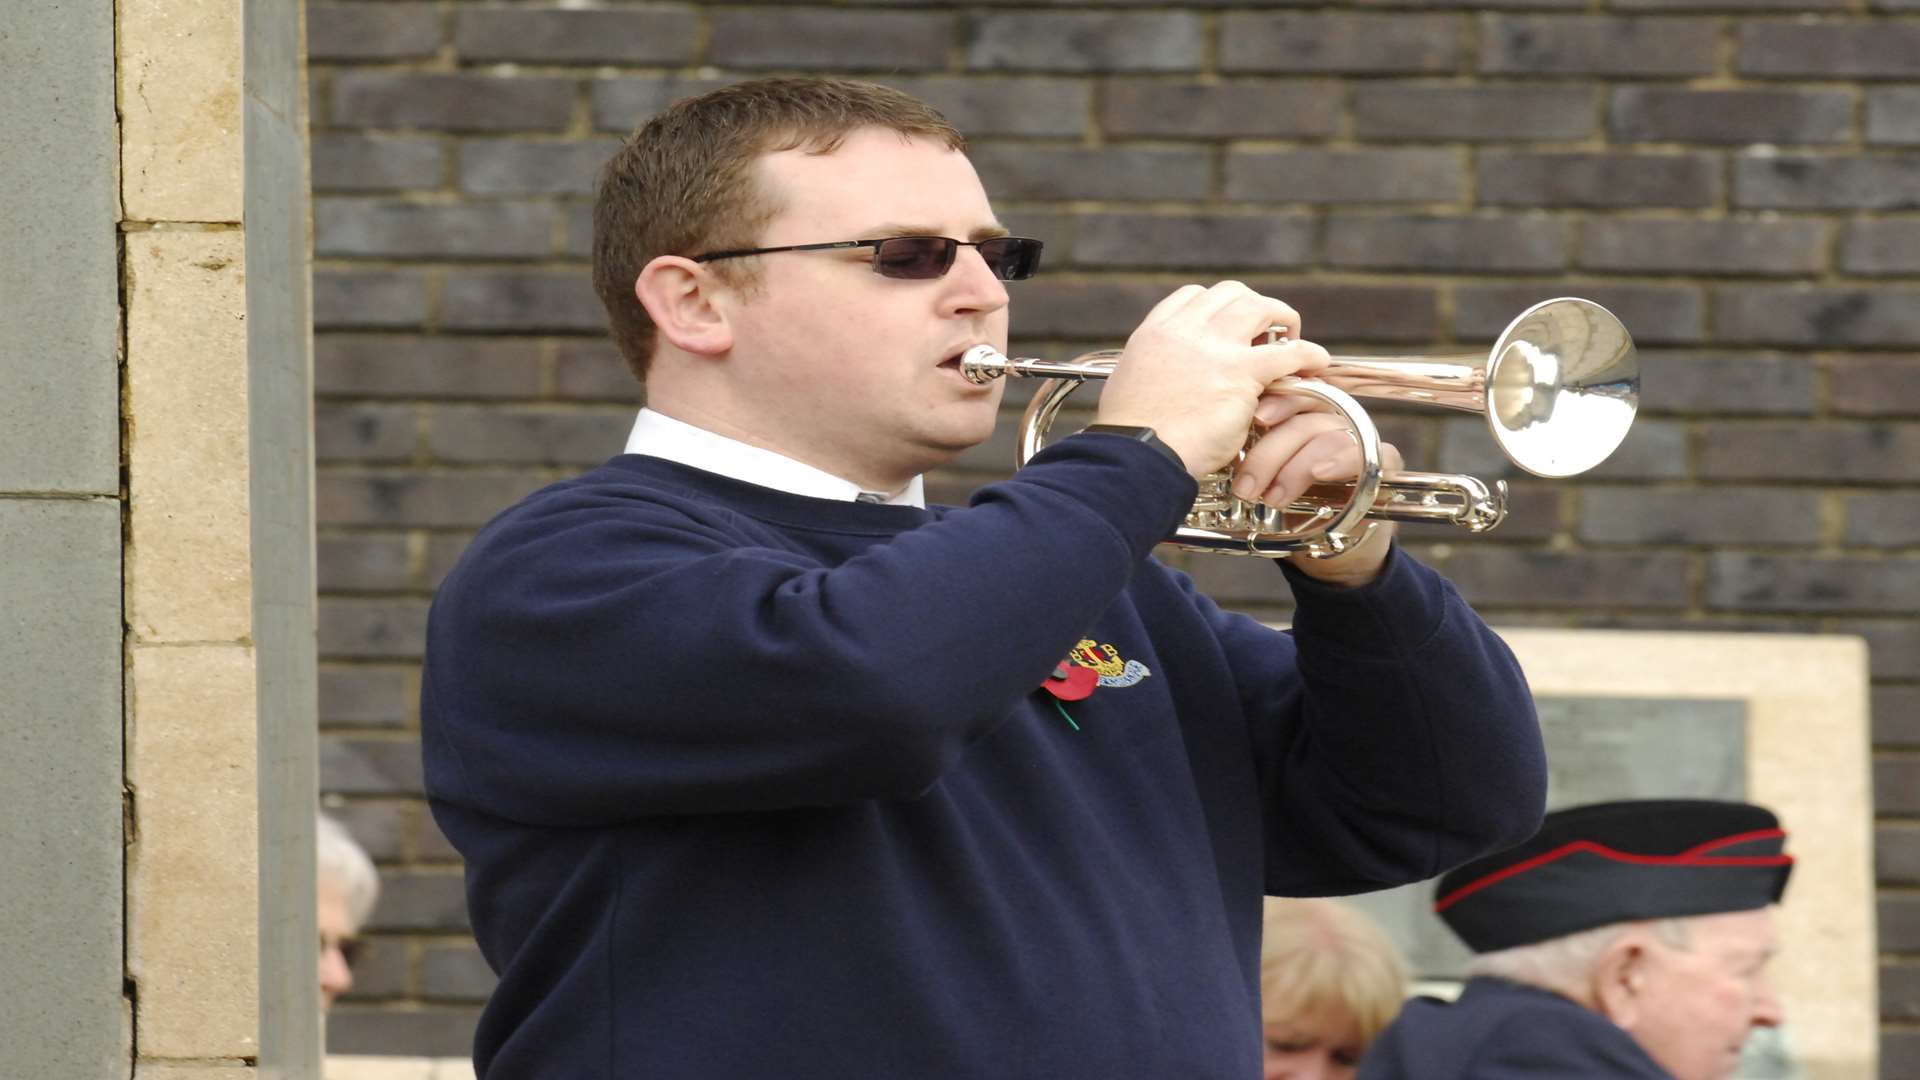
[308,3,441,61]
[1104,79,1339,140]
[315,199,554,260]
[127,644,259,1058]
[711,9,950,71]
[1577,218,1828,276]
[1353,84,1596,141]
[442,271,605,333]
[1611,87,1854,145]
[1221,13,1460,74]
[453,6,698,64]
[1829,355,1920,416]
[312,134,447,194]
[1481,14,1716,76]
[1226,148,1466,205]
[134,1065,257,1080]
[1479,150,1721,209]
[425,405,634,466]
[124,229,252,643]
[970,12,1203,72]
[1699,421,1920,482]
[316,470,550,528]
[314,270,431,331]
[1867,89,1920,144]
[1073,212,1313,270]
[1712,285,1920,347]
[1578,486,1823,546]
[968,144,1211,201]
[1325,215,1567,272]
[1734,152,1920,211]
[315,336,543,401]
[1707,554,1920,614]
[119,0,241,221]
[1841,220,1920,275]
[1738,20,1920,79]
[457,139,620,197]
[330,73,574,133]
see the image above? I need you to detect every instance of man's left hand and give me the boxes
[1233,394,1401,587]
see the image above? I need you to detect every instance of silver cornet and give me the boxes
[959,297,1639,559]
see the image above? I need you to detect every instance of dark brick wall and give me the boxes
[307,3,1920,1069]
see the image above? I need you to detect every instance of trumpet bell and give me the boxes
[1485,298,1639,479]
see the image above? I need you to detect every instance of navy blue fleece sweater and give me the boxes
[422,432,1546,1079]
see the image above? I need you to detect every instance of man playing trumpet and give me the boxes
[422,76,1548,1079]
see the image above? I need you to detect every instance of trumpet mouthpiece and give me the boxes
[959,344,1009,385]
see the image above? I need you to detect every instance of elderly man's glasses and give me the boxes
[692,236,1043,281]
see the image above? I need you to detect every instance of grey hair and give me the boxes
[1466,917,1691,996]
[316,812,381,931]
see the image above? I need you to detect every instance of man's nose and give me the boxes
[320,945,354,1003]
[1752,980,1785,1028]
[940,245,1011,316]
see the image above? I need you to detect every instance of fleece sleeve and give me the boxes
[422,435,1196,825]
[1185,547,1547,895]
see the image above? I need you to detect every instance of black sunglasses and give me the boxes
[691,235,1043,282]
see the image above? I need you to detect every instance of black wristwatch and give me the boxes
[1081,424,1187,472]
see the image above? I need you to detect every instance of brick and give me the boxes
[1480,15,1716,77]
[421,944,498,1001]
[312,134,446,194]
[1868,89,1920,145]
[425,533,479,592]
[1454,284,1705,346]
[968,144,1211,201]
[366,869,470,932]
[1578,486,1822,545]
[1877,686,1920,747]
[319,665,415,730]
[1713,286,1920,347]
[1396,481,1563,545]
[711,10,951,72]
[1477,151,1721,208]
[1831,356,1920,417]
[318,532,413,593]
[316,335,544,401]
[320,735,426,797]
[886,77,1089,138]
[458,139,620,198]
[336,935,409,1000]
[1887,1030,1920,1080]
[1707,554,1920,614]
[325,1005,480,1059]
[315,198,553,261]
[1356,0,1582,7]
[320,597,431,660]
[1226,148,1467,205]
[1074,212,1313,270]
[1578,218,1827,277]
[317,402,418,464]
[1847,493,1920,547]
[454,5,698,64]
[1887,889,1920,948]
[313,269,429,331]
[427,405,633,466]
[1738,21,1920,79]
[1439,417,1685,483]
[1104,79,1339,140]
[1221,13,1460,74]
[1435,549,1693,610]
[323,799,408,863]
[1326,215,1567,273]
[1698,422,1920,482]
[1842,619,1920,680]
[330,73,574,133]
[1842,221,1920,275]
[1637,351,1815,416]
[555,340,643,403]
[442,271,606,333]
[1352,85,1597,141]
[1734,153,1920,211]
[307,2,440,62]
[318,470,551,529]
[1613,0,1843,8]
[1886,963,1920,1021]
[591,76,739,134]
[1611,87,1854,145]
[1014,281,1441,343]
[969,12,1203,73]
[564,201,593,260]
[1882,825,1920,883]
[413,809,464,862]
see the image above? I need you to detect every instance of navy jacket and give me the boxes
[422,433,1548,1079]
[1360,977,1676,1080]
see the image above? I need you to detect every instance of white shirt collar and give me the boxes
[623,408,926,509]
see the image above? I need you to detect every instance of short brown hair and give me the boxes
[591,77,967,383]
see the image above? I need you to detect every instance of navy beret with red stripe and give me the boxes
[1433,799,1794,953]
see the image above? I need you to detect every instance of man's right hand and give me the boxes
[1091,281,1331,479]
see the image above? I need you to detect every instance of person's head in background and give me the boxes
[1259,898,1409,1080]
[317,811,381,1010]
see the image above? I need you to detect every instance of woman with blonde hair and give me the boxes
[1259,898,1410,1080]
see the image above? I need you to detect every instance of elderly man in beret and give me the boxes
[1359,799,1793,1080]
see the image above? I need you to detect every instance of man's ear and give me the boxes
[1591,933,1648,1029]
[635,256,734,358]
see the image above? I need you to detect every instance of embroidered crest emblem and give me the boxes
[1069,639,1152,688]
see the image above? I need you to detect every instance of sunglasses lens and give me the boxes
[873,237,956,280]
[980,238,1042,281]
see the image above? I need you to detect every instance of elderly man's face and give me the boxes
[1625,908,1782,1080]
[318,880,358,1010]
